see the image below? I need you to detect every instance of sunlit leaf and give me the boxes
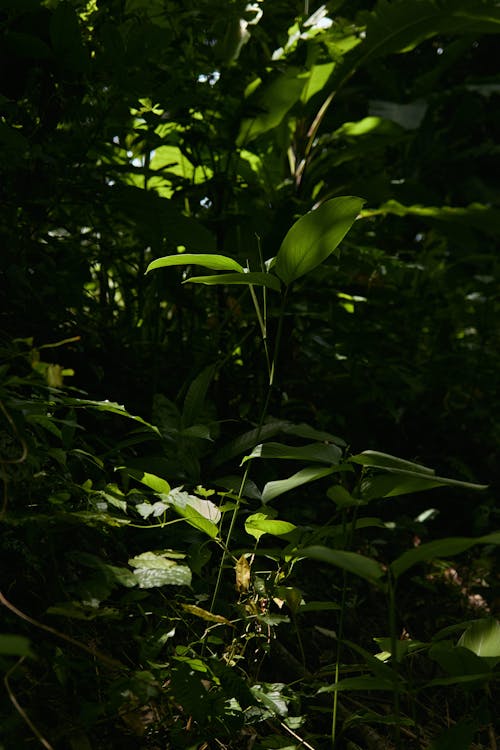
[458,618,500,659]
[245,513,296,540]
[274,197,364,285]
[118,467,170,494]
[146,254,244,273]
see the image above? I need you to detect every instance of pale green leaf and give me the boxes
[458,618,500,659]
[146,254,244,273]
[245,513,296,541]
[274,197,364,285]
[118,467,170,494]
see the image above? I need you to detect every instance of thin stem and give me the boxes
[388,574,401,749]
[5,657,55,750]
[210,286,289,612]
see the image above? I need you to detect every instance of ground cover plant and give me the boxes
[1,1,499,748]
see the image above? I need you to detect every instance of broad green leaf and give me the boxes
[118,467,170,494]
[301,62,336,103]
[237,67,308,145]
[185,272,281,292]
[428,642,488,676]
[274,197,364,285]
[298,546,384,583]
[177,503,219,538]
[391,532,500,578]
[360,473,446,500]
[0,634,34,658]
[146,254,244,274]
[242,441,342,465]
[245,513,296,541]
[458,618,500,659]
[262,466,335,503]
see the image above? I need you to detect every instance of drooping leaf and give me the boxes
[298,546,384,583]
[146,254,244,274]
[262,466,335,503]
[391,532,500,578]
[274,197,364,285]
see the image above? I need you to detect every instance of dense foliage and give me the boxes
[1,1,499,748]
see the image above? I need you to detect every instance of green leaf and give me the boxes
[391,532,500,578]
[146,253,244,273]
[242,441,342,465]
[245,513,297,541]
[262,466,335,503]
[185,272,281,292]
[274,197,364,285]
[177,503,219,538]
[350,450,435,474]
[237,67,308,145]
[118,467,170,494]
[0,634,34,658]
[458,618,500,659]
[64,398,159,433]
[297,546,384,583]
